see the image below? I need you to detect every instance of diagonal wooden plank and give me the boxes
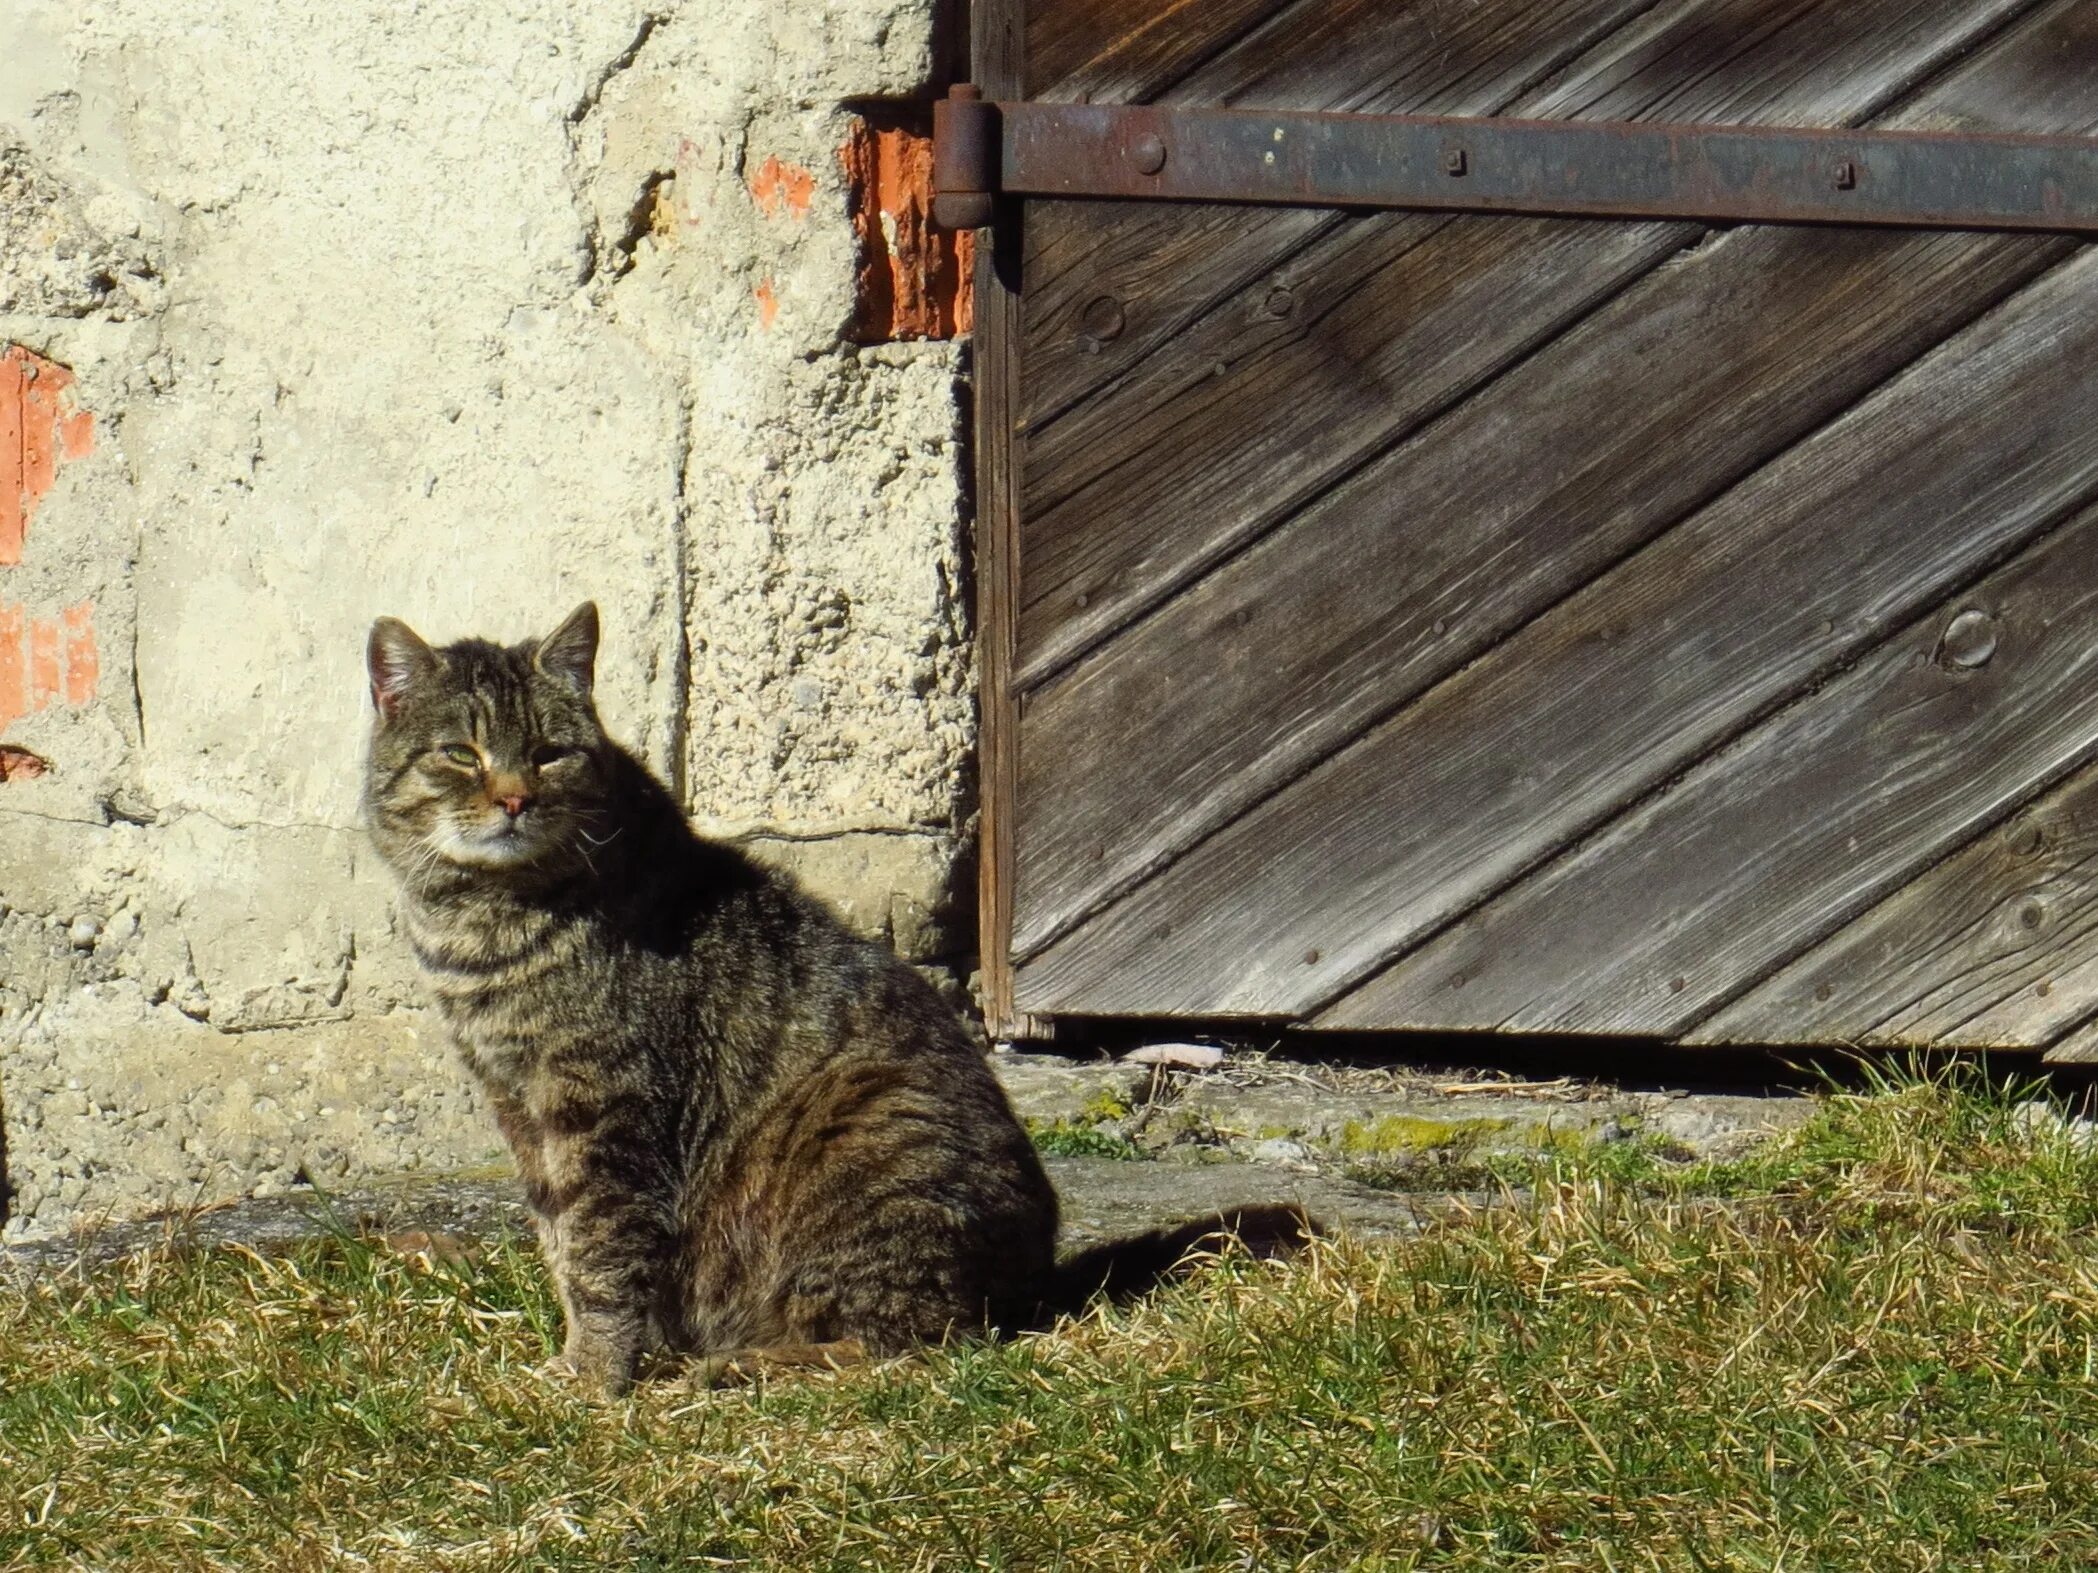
[1009,0,2098,964]
[1014,226,2067,960]
[1020,0,1667,430]
[1013,0,2045,689]
[2044,1014,2098,1065]
[1318,504,2098,1036]
[1025,0,1301,103]
[1021,0,2055,432]
[1014,246,2098,1020]
[1686,763,2098,1049]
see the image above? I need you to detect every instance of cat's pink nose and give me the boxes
[498,793,531,819]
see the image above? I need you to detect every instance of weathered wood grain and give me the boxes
[1320,508,2098,1036]
[1687,765,2098,1049]
[1014,247,2098,1020]
[2043,1015,2098,1065]
[1008,1,2098,963]
[1019,0,2049,430]
[1027,208,1692,609]
[1025,0,1298,103]
[1019,0,1664,431]
[1014,0,2044,690]
[1512,0,2040,124]
[971,0,1045,1041]
[1012,234,2067,957]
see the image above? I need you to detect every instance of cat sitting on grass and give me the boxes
[363,603,1308,1395]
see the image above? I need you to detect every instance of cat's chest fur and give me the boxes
[401,891,600,1095]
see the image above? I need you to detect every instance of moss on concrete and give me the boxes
[1338,1115,1512,1156]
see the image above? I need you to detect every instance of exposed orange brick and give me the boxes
[62,599,96,707]
[0,603,21,734]
[1,345,95,568]
[0,364,20,568]
[28,613,61,711]
[61,408,93,462]
[749,155,816,219]
[754,278,779,331]
[0,597,96,736]
[0,745,47,781]
[840,113,974,343]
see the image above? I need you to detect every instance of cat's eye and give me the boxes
[439,744,481,768]
[531,745,579,769]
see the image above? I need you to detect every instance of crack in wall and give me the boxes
[569,10,666,126]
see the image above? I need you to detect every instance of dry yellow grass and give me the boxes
[6,1065,2098,1569]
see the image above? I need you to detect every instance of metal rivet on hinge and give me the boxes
[1131,134,1168,175]
[1443,147,1469,178]
[1832,158,1858,191]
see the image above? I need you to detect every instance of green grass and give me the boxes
[1027,1114,1146,1161]
[9,1065,2098,1569]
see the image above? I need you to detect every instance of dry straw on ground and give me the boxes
[6,1065,2098,1570]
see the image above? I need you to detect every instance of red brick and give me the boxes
[1,345,95,568]
[0,745,47,781]
[841,113,974,343]
[749,155,816,219]
[28,613,61,712]
[0,596,97,736]
[62,599,97,707]
[0,602,21,734]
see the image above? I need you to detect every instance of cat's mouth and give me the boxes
[440,818,548,868]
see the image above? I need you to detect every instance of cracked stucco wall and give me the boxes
[0,0,973,1240]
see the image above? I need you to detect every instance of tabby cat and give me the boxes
[363,603,1306,1394]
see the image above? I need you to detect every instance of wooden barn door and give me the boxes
[966,0,2098,1055]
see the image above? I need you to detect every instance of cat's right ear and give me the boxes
[367,617,437,721]
[535,601,599,695]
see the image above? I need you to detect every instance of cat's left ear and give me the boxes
[535,601,599,694]
[368,617,438,721]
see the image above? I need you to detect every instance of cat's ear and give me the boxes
[367,617,437,721]
[535,601,599,694]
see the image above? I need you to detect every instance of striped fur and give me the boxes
[364,604,1063,1392]
[364,605,1311,1395]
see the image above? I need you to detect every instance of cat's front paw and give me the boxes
[551,1334,639,1398]
[529,1348,634,1399]
[529,1351,593,1396]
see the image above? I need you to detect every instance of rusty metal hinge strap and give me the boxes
[932,88,2098,235]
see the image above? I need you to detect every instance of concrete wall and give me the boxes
[0,0,975,1239]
